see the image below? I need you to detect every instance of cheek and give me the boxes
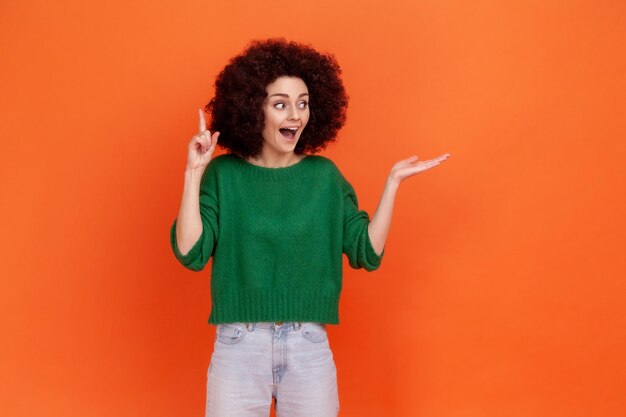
[262,118,277,134]
[302,108,311,122]
[262,107,279,126]
[267,113,283,129]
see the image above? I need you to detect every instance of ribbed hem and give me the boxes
[208,286,341,325]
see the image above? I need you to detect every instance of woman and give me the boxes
[170,38,450,417]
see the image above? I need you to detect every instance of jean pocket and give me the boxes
[215,323,247,345]
[300,322,328,343]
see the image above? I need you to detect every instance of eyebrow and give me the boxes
[269,93,309,98]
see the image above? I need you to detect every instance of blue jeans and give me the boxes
[206,321,339,417]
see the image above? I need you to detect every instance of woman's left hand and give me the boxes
[388,153,451,186]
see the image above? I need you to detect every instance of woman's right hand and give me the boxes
[187,109,220,171]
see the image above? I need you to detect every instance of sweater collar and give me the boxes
[231,154,312,180]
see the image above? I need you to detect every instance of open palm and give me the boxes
[390,153,451,184]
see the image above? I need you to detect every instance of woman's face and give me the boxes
[261,76,310,155]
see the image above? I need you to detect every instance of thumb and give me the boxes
[209,132,220,152]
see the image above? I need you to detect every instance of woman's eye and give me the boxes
[274,101,308,110]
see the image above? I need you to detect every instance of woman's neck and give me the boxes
[246,151,305,168]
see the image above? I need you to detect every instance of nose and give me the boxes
[287,106,300,120]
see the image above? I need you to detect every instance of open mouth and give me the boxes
[279,127,298,140]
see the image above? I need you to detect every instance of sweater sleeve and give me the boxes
[341,176,385,271]
[169,160,220,271]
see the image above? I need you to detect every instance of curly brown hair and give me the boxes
[205,38,349,159]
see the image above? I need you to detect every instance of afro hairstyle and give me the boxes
[205,38,349,159]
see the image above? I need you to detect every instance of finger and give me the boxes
[195,131,207,150]
[397,155,418,168]
[198,109,207,133]
[193,134,208,152]
[209,131,220,151]
[192,135,202,152]
[427,154,449,164]
[190,134,202,146]
[415,161,439,171]
[207,130,217,145]
[202,133,211,152]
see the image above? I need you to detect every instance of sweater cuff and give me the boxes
[364,227,384,271]
[170,219,204,266]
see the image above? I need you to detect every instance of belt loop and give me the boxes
[295,321,301,330]
[246,322,254,331]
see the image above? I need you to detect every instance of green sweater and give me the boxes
[169,153,385,325]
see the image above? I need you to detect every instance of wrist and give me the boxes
[185,166,205,181]
[386,175,400,190]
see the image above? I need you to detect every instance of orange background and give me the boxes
[1,1,625,416]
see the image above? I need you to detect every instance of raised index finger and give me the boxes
[198,109,207,133]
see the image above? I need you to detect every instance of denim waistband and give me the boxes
[216,321,328,332]
[245,321,302,331]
